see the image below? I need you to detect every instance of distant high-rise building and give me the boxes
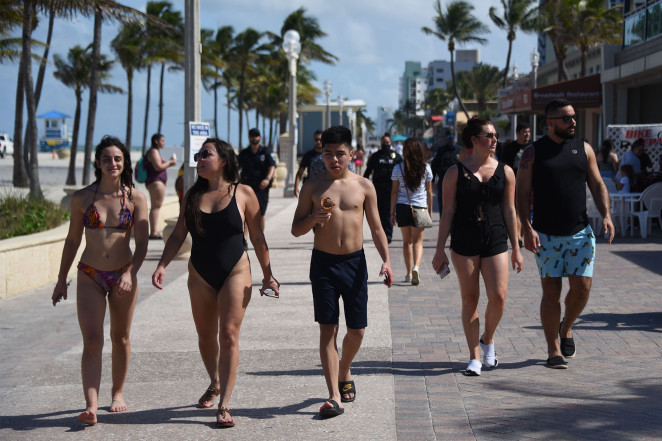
[426,49,481,91]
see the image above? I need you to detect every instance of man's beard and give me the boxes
[554,126,575,140]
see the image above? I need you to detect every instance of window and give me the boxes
[624,8,646,46]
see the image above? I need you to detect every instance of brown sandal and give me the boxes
[216,406,235,428]
[197,386,219,408]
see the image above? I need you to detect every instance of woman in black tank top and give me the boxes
[432,117,523,377]
[152,138,280,428]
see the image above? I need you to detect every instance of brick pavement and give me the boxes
[387,214,662,441]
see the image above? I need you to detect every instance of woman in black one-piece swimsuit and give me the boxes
[152,138,279,428]
[432,117,523,377]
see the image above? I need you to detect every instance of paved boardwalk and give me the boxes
[1,184,661,440]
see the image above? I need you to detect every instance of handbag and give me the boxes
[402,164,432,228]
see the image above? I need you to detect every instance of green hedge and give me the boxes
[0,191,70,240]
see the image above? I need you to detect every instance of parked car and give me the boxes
[0,132,14,158]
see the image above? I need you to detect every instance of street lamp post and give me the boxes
[530,49,540,141]
[324,80,332,129]
[337,96,344,126]
[347,107,355,147]
[282,29,300,197]
[511,63,519,140]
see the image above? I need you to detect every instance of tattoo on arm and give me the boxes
[519,147,534,170]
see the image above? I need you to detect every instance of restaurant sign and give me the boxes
[532,74,602,110]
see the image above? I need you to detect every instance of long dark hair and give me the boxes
[93,135,134,202]
[151,133,163,149]
[402,138,427,192]
[600,139,614,165]
[185,138,239,236]
[461,116,492,149]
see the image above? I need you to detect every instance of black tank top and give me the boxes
[532,136,588,235]
[450,162,507,250]
[188,184,247,291]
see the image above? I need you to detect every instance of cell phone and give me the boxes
[383,272,390,284]
[439,263,451,279]
[263,288,279,298]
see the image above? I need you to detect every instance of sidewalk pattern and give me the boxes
[387,217,662,440]
[1,190,661,440]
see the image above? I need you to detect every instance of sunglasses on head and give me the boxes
[193,150,213,162]
[479,132,499,140]
[548,114,577,124]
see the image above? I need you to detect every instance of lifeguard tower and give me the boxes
[37,110,72,155]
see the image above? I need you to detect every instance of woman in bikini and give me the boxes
[152,138,279,428]
[52,136,149,425]
[432,116,522,377]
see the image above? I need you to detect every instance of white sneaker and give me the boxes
[463,359,482,376]
[480,339,498,368]
[404,274,412,283]
[411,267,420,285]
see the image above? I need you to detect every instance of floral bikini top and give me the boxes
[83,185,133,230]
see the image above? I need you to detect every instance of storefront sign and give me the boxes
[499,90,532,114]
[532,74,602,110]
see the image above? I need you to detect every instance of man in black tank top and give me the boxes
[516,99,615,369]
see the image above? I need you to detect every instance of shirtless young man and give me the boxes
[292,125,394,419]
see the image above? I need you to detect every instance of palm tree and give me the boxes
[489,0,538,88]
[201,26,234,138]
[228,28,269,149]
[562,0,622,76]
[537,0,570,81]
[148,1,183,134]
[422,0,489,120]
[424,87,453,115]
[111,20,143,149]
[459,64,503,115]
[54,45,121,185]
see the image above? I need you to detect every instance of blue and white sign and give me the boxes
[188,121,211,166]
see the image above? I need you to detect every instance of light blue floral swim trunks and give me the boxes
[534,225,595,278]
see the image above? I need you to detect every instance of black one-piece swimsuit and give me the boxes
[189,185,247,291]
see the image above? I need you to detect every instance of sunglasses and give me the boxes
[193,150,213,162]
[548,114,577,124]
[314,138,322,142]
[479,132,499,140]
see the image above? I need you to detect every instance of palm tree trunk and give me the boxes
[238,73,245,149]
[82,10,102,185]
[450,49,470,120]
[213,84,218,138]
[503,39,513,88]
[13,56,28,187]
[226,90,231,143]
[157,62,165,134]
[34,9,54,106]
[580,48,587,77]
[66,93,82,186]
[268,117,274,150]
[125,73,133,149]
[142,65,152,153]
[21,0,42,199]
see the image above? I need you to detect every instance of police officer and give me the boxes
[238,128,276,230]
[363,133,403,243]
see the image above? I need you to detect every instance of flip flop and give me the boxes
[339,380,356,403]
[319,399,344,419]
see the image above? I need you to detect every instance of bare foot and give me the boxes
[109,393,127,413]
[78,410,97,425]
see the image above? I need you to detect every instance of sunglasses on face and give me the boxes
[479,132,499,140]
[314,138,322,142]
[193,150,213,162]
[548,114,577,124]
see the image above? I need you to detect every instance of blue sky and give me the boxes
[0,0,538,148]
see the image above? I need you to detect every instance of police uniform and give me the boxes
[363,147,403,242]
[238,145,276,215]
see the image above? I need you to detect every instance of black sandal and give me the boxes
[319,399,344,419]
[339,380,356,403]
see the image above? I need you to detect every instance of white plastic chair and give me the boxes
[603,178,617,194]
[586,186,603,232]
[628,182,662,238]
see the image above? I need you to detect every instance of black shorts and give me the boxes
[253,187,269,216]
[395,203,427,227]
[450,223,508,258]
[309,248,368,329]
